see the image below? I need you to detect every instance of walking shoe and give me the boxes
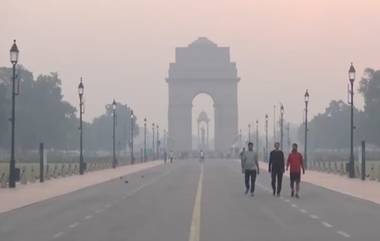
[291,191,294,197]
[251,192,254,197]
[277,192,281,197]
[245,189,249,195]
[273,190,276,196]
[295,193,300,199]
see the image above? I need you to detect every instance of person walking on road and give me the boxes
[269,142,285,197]
[286,143,305,198]
[242,142,260,196]
[169,151,174,163]
[200,150,205,163]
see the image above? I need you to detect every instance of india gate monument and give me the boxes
[166,37,239,154]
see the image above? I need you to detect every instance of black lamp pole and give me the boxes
[280,105,284,150]
[78,78,85,175]
[112,100,117,168]
[304,89,309,169]
[156,125,160,159]
[256,120,259,154]
[144,118,147,162]
[130,110,135,164]
[248,124,251,142]
[9,40,19,188]
[152,123,155,160]
[265,114,269,162]
[348,63,356,178]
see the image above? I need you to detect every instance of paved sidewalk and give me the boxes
[259,161,380,205]
[0,161,162,214]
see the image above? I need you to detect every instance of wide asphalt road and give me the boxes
[0,159,379,241]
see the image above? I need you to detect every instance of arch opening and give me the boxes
[192,93,215,151]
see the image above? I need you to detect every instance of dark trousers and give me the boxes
[271,171,283,194]
[245,169,257,193]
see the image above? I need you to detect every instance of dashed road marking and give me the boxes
[95,209,104,214]
[188,164,204,241]
[299,209,307,214]
[52,232,64,239]
[310,214,319,219]
[84,215,93,220]
[337,230,351,238]
[321,221,333,228]
[291,204,298,208]
[68,222,79,228]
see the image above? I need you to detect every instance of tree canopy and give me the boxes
[0,66,139,153]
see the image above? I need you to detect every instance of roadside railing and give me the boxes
[0,153,153,188]
[308,160,380,182]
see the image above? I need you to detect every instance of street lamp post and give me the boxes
[130,110,135,164]
[280,105,284,150]
[248,124,251,142]
[156,125,160,159]
[348,63,356,178]
[273,105,277,144]
[8,40,19,188]
[144,118,147,162]
[265,114,269,162]
[152,123,155,160]
[256,120,259,154]
[239,129,242,149]
[304,89,309,169]
[112,100,117,168]
[78,78,85,175]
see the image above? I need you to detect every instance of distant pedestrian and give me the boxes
[242,142,260,196]
[164,151,168,164]
[269,142,285,196]
[286,143,305,198]
[240,147,246,174]
[200,150,205,163]
[169,151,174,163]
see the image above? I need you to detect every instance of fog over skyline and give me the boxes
[1,0,379,133]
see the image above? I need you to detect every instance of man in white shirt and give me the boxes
[242,142,260,196]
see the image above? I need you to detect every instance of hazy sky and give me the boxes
[1,0,379,135]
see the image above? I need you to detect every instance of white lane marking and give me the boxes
[53,232,64,239]
[124,167,177,198]
[68,222,79,228]
[291,204,298,208]
[95,209,104,214]
[321,221,333,228]
[188,164,204,241]
[337,230,351,238]
[299,209,307,214]
[310,214,319,219]
[84,215,93,220]
[284,199,290,202]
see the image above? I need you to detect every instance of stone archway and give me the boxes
[166,37,239,153]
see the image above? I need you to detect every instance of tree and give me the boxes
[359,68,380,146]
[298,100,364,150]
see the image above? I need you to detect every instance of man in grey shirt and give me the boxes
[242,142,260,196]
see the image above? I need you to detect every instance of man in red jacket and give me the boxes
[286,143,305,198]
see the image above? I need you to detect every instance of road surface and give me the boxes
[0,159,379,241]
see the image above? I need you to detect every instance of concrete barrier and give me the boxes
[30,166,36,183]
[355,164,361,178]
[340,162,345,175]
[0,172,7,188]
[20,167,27,184]
[369,164,376,180]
